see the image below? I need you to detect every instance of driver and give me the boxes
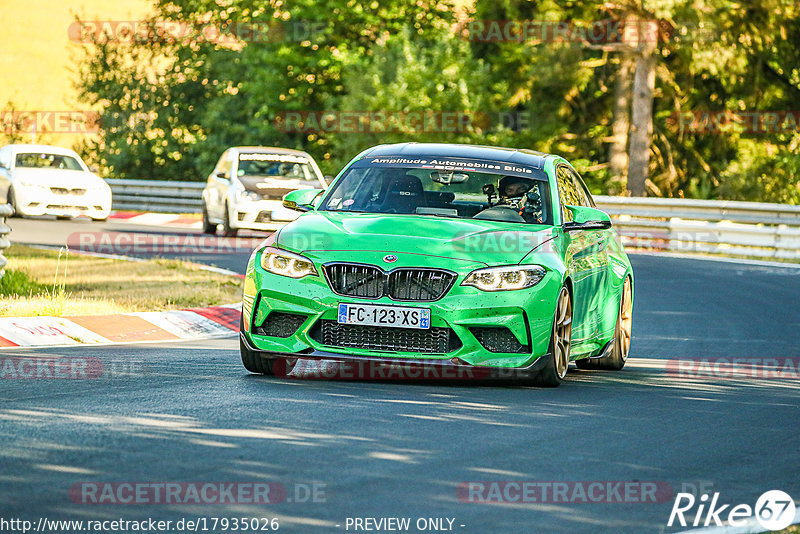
[497,176,544,223]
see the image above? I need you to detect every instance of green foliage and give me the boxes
[0,269,47,297]
[74,0,800,202]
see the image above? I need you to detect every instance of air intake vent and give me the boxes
[254,312,307,338]
[310,320,461,354]
[470,327,530,354]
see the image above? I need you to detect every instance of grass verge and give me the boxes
[0,245,242,317]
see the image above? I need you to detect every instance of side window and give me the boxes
[212,150,232,180]
[567,167,595,207]
[556,165,582,222]
[0,147,10,170]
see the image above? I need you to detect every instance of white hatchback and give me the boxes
[0,144,112,220]
[201,146,327,236]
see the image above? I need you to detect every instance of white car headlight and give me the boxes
[461,265,546,291]
[236,189,261,202]
[19,181,48,190]
[259,247,318,278]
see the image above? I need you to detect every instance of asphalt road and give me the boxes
[7,217,261,273]
[1,218,799,533]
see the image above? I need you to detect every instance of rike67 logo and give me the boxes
[668,490,796,530]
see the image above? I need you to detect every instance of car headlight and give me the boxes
[259,247,318,278]
[461,265,546,291]
[19,182,48,190]
[236,189,261,202]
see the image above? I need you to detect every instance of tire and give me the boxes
[240,316,274,375]
[222,202,238,238]
[202,204,217,235]
[56,216,73,220]
[91,217,108,222]
[8,186,21,218]
[532,286,572,387]
[576,276,632,371]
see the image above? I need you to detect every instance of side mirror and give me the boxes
[283,188,323,212]
[215,171,230,182]
[563,205,612,231]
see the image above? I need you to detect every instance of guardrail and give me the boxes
[105,180,800,261]
[107,179,205,213]
[594,196,800,260]
[0,204,13,277]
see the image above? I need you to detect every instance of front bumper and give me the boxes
[15,186,111,219]
[240,332,553,379]
[242,252,562,369]
[231,198,300,230]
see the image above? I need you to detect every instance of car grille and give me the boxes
[254,312,307,338]
[50,187,86,195]
[323,263,456,302]
[310,320,461,354]
[470,327,530,354]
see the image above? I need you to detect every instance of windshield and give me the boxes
[237,153,316,181]
[15,152,83,171]
[321,164,552,225]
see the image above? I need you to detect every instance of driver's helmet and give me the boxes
[498,176,535,208]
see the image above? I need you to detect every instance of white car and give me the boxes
[0,144,112,220]
[201,146,327,236]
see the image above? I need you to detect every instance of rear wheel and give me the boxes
[577,276,632,370]
[202,204,217,235]
[240,316,274,375]
[532,286,572,387]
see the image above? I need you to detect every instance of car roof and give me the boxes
[231,146,312,157]
[2,144,81,157]
[361,142,552,168]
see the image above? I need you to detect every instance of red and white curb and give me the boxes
[0,304,240,348]
[108,212,202,229]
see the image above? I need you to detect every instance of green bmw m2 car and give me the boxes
[240,143,633,386]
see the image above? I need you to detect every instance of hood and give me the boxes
[238,176,318,200]
[12,167,107,189]
[276,211,555,267]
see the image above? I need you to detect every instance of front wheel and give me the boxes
[8,186,21,218]
[222,202,238,238]
[240,318,274,375]
[202,204,217,235]
[532,286,572,387]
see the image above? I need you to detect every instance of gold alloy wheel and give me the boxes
[553,287,573,379]
[615,277,633,361]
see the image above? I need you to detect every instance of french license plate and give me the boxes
[337,303,430,330]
